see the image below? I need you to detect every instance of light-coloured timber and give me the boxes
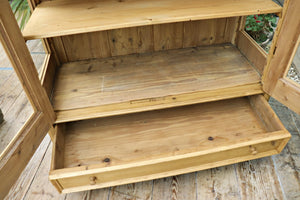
[40,54,57,99]
[22,0,282,39]
[0,1,54,198]
[49,96,290,193]
[236,31,267,74]
[53,44,262,123]
[262,0,300,114]
[51,18,238,63]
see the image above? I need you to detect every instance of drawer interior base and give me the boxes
[50,95,290,193]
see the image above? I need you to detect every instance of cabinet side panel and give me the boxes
[236,31,268,74]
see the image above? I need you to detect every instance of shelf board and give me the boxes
[50,96,290,193]
[23,0,282,39]
[53,44,262,123]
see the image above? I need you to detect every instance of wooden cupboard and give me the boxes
[0,0,299,197]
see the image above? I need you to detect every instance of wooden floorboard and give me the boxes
[2,41,300,200]
[196,165,241,199]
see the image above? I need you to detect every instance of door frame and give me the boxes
[0,0,55,198]
[263,0,300,114]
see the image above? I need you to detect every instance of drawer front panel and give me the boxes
[52,138,288,193]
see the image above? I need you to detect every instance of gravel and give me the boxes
[287,64,300,84]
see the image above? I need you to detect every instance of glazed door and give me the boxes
[0,1,55,199]
[263,0,300,114]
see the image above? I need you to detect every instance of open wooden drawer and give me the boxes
[50,95,290,193]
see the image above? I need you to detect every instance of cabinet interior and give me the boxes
[18,0,292,194]
[30,14,277,123]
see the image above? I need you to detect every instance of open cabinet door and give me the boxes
[0,1,55,198]
[263,0,300,114]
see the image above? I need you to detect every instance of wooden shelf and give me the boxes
[23,0,282,39]
[53,45,262,123]
[50,96,290,193]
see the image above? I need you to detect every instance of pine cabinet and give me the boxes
[0,0,299,197]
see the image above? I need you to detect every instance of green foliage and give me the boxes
[245,14,277,43]
[10,0,31,30]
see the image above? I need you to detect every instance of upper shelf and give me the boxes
[22,0,282,40]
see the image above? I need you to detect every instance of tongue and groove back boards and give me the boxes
[49,18,238,63]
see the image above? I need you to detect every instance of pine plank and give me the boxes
[65,191,90,200]
[183,19,227,47]
[263,0,300,115]
[108,26,153,56]
[5,136,50,200]
[22,0,282,39]
[109,181,153,200]
[236,158,284,200]
[269,100,300,199]
[152,174,196,200]
[48,96,290,193]
[236,31,267,74]
[62,31,111,62]
[23,143,65,200]
[153,22,183,51]
[89,188,110,200]
[196,166,241,199]
[59,97,276,168]
[272,144,300,199]
[56,19,233,62]
[52,45,262,122]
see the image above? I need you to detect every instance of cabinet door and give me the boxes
[263,0,300,114]
[0,1,55,199]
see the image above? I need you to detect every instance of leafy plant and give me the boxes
[245,14,277,44]
[10,0,31,30]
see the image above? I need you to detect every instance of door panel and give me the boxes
[286,41,300,85]
[263,0,300,114]
[0,0,54,198]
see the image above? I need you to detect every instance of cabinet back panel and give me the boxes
[50,17,238,63]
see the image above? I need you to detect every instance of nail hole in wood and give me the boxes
[250,146,258,155]
[89,176,97,185]
[103,157,111,163]
[208,136,214,141]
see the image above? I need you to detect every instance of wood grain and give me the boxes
[0,2,54,198]
[23,142,65,200]
[152,174,196,200]
[5,136,51,200]
[62,31,111,61]
[236,31,267,74]
[57,97,285,168]
[272,78,300,114]
[196,166,241,199]
[52,45,261,122]
[183,18,232,47]
[108,26,153,56]
[22,0,282,39]
[54,19,236,62]
[0,1,55,121]
[236,158,284,200]
[55,83,262,123]
[109,181,152,200]
[49,96,290,193]
[40,54,57,99]
[153,22,183,51]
